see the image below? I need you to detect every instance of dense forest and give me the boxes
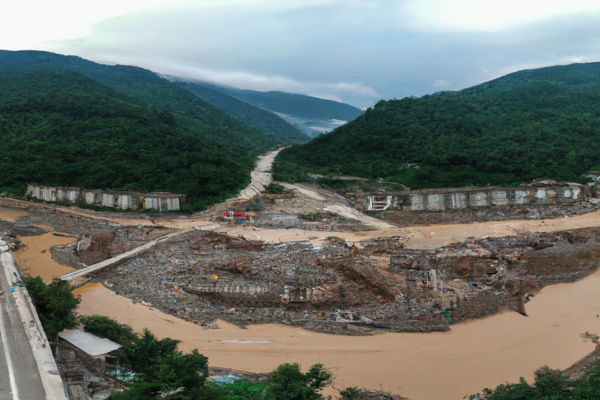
[274,63,600,189]
[0,68,253,210]
[196,81,363,121]
[175,81,310,143]
[0,50,298,157]
[0,50,324,210]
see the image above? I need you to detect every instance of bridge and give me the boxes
[59,225,221,283]
[59,229,189,283]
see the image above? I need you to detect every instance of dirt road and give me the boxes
[237,148,282,200]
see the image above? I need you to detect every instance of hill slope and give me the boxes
[0,68,252,210]
[0,50,296,156]
[194,81,363,136]
[175,81,310,143]
[274,63,600,188]
[221,88,363,120]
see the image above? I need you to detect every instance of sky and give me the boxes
[2,0,600,109]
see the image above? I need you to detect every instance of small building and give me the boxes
[58,330,121,357]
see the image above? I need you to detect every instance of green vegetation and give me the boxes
[471,363,600,399]
[263,363,332,400]
[0,68,252,210]
[264,182,285,194]
[80,316,338,399]
[23,276,80,342]
[299,212,319,220]
[199,83,363,121]
[0,50,297,157]
[274,63,600,189]
[339,387,361,399]
[176,82,311,144]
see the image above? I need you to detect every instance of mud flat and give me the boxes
[0,207,27,221]
[75,268,600,400]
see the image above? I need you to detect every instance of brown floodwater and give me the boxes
[73,272,600,400]
[1,205,77,282]
[0,206,27,221]
[12,232,77,283]
[6,206,600,399]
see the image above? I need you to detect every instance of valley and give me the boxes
[3,52,600,399]
[3,152,600,399]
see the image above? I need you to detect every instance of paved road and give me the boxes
[0,258,45,400]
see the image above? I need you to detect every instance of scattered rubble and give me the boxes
[6,197,600,338]
[77,227,600,335]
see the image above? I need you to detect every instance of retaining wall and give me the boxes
[365,185,585,212]
[26,185,184,212]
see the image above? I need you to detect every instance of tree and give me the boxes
[339,387,361,399]
[103,328,209,399]
[23,276,80,341]
[80,315,138,347]
[263,363,332,400]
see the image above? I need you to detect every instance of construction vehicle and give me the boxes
[221,211,260,223]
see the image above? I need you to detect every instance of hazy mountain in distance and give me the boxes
[175,81,310,143]
[182,80,363,137]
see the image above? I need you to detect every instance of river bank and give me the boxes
[73,272,600,400]
[4,197,600,399]
[2,215,596,399]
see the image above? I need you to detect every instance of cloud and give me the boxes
[153,62,379,103]
[0,0,182,50]
[401,0,600,32]
[10,0,600,108]
[432,80,450,88]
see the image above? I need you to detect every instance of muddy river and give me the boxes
[2,207,600,399]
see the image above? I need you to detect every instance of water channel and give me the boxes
[2,207,600,399]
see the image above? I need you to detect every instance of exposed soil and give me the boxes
[5,167,600,399]
[5,189,600,336]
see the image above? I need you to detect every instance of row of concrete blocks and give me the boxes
[368,186,583,212]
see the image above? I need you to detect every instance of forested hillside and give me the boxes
[192,81,363,136]
[175,81,310,143]
[0,50,296,156]
[198,83,363,121]
[274,63,600,188]
[0,68,252,210]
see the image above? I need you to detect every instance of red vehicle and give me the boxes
[221,211,260,222]
[222,211,247,220]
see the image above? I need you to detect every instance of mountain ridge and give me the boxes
[179,79,363,136]
[274,62,600,189]
[175,81,310,143]
[0,67,251,210]
[0,50,296,156]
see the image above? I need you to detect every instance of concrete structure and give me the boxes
[58,330,121,357]
[1,239,68,400]
[364,184,586,212]
[26,185,184,212]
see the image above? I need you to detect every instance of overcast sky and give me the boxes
[2,0,600,108]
